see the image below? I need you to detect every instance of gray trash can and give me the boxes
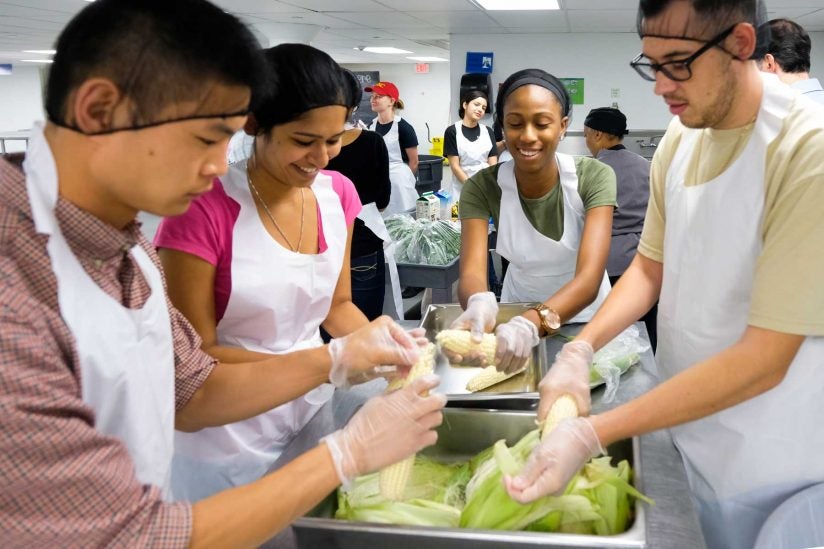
[416,154,444,195]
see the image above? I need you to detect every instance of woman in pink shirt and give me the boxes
[155,44,366,501]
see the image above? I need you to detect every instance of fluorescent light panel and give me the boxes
[21,59,53,63]
[362,47,413,54]
[475,0,559,10]
[23,49,56,54]
[407,56,448,62]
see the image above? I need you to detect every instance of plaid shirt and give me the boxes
[0,155,217,548]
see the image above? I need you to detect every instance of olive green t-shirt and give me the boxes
[459,157,617,241]
[638,97,824,336]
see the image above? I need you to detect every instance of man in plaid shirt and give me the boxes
[0,1,445,547]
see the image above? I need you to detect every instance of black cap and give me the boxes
[584,107,628,136]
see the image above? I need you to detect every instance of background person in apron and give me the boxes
[0,2,446,547]
[757,18,824,105]
[155,44,383,501]
[452,69,616,375]
[326,71,394,321]
[443,90,499,202]
[366,81,420,216]
[506,3,824,549]
[583,106,657,351]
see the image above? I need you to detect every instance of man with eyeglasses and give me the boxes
[505,1,824,548]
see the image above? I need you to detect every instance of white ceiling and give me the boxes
[0,0,822,65]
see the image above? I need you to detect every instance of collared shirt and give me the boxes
[791,77,824,105]
[0,156,216,547]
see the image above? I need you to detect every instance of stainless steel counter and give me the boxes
[263,322,706,549]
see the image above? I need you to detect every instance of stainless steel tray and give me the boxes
[420,303,549,402]
[294,408,646,549]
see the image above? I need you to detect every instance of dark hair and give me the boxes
[458,90,489,118]
[637,0,768,57]
[46,0,264,127]
[763,18,811,73]
[251,43,354,134]
[495,69,570,126]
[343,70,364,111]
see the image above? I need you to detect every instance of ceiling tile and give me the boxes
[327,11,433,29]
[406,11,501,31]
[485,10,568,30]
[568,9,637,32]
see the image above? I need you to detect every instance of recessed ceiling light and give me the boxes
[362,47,413,54]
[407,56,448,62]
[21,59,53,63]
[475,0,559,10]
[22,49,56,54]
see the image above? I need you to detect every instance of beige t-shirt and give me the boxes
[638,97,824,336]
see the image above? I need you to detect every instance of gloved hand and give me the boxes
[537,340,594,421]
[328,316,422,389]
[493,315,539,374]
[445,292,499,366]
[323,375,446,488]
[504,417,604,503]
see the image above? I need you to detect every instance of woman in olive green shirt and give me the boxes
[449,69,616,374]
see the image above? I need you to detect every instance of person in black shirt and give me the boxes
[443,90,498,202]
[365,81,419,215]
[327,73,392,319]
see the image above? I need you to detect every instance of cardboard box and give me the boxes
[434,190,452,220]
[416,192,440,221]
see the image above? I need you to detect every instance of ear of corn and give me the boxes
[465,365,526,392]
[435,329,497,366]
[380,343,437,501]
[542,394,578,439]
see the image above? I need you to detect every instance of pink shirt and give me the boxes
[155,170,361,321]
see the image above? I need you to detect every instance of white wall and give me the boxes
[0,66,44,149]
[342,62,452,155]
[450,31,824,132]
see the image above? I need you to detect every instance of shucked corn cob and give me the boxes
[542,394,578,438]
[435,329,497,366]
[465,365,527,392]
[380,343,437,500]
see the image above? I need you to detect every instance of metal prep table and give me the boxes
[264,321,706,549]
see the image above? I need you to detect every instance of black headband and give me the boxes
[500,76,570,117]
[46,109,250,136]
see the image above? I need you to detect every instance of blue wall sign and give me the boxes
[0,64,12,76]
[466,52,493,74]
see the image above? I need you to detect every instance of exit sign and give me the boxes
[415,63,430,74]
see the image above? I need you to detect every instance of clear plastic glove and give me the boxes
[323,375,446,488]
[537,340,594,421]
[493,316,539,374]
[328,316,422,389]
[503,417,604,503]
[445,292,499,366]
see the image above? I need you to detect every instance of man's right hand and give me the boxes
[537,340,594,421]
[323,376,446,486]
[327,316,423,389]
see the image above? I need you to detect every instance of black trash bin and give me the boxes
[416,154,444,195]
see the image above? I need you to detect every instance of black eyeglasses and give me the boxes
[630,25,737,82]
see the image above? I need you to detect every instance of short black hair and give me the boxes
[763,18,811,73]
[459,90,489,118]
[46,0,264,127]
[343,69,364,111]
[251,43,354,134]
[495,69,571,127]
[637,0,768,57]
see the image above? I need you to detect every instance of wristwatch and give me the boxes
[531,304,561,335]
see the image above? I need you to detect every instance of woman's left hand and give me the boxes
[494,316,540,374]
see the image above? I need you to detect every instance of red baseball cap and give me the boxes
[365,81,400,101]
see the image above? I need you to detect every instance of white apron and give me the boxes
[171,163,344,501]
[357,202,404,320]
[370,116,418,215]
[496,155,610,322]
[657,73,824,549]
[453,121,493,201]
[24,122,176,497]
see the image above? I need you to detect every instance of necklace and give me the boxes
[246,166,305,253]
